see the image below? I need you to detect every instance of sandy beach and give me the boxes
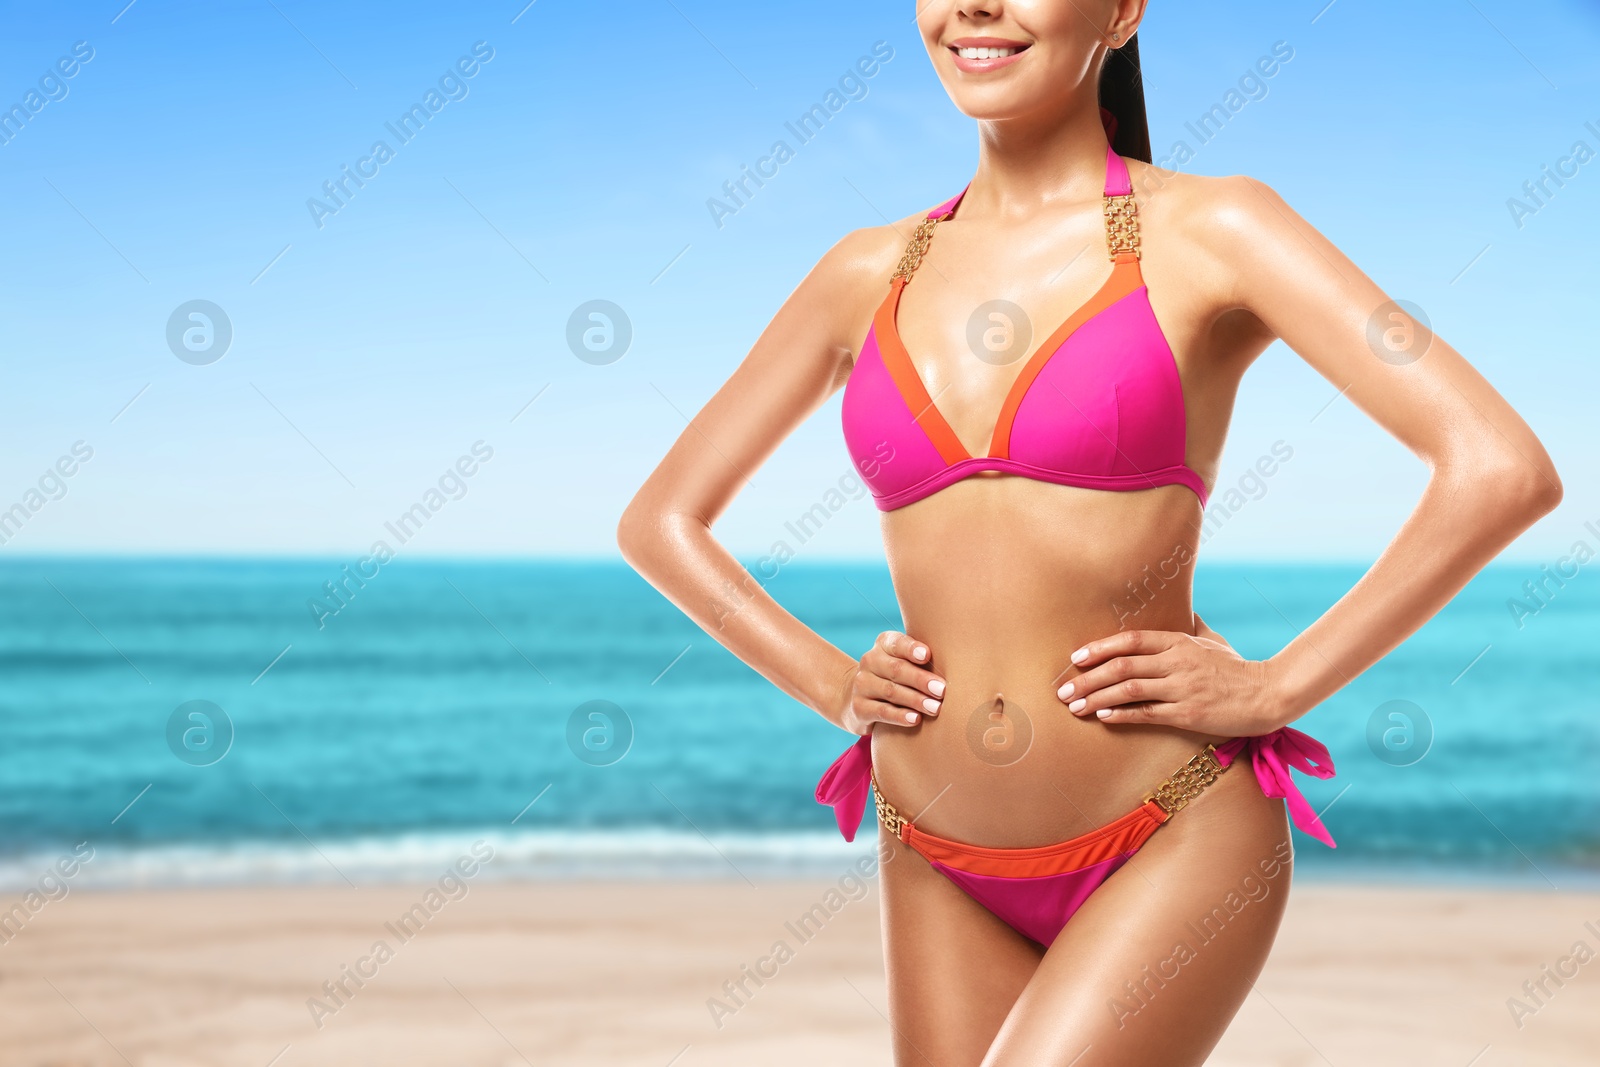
[1,878,1596,1065]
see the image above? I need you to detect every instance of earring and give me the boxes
[1111,31,1121,43]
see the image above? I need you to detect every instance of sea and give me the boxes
[0,558,1594,891]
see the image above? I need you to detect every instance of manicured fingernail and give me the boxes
[1095,709,1111,720]
[1068,698,1086,713]
[905,712,919,724]
[928,679,945,697]
[922,698,940,714]
[1057,683,1074,700]
[913,645,927,661]
[1070,647,1088,664]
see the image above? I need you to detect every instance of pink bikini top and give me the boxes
[842,115,1208,512]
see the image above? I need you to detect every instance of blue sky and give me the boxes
[0,0,1594,560]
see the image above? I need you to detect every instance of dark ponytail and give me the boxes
[1098,33,1151,163]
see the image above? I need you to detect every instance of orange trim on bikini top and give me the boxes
[870,242,1146,465]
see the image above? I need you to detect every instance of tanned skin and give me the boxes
[618,2,1562,1063]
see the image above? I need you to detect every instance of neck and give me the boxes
[965,102,1113,219]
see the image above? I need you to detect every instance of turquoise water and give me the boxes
[0,558,1594,887]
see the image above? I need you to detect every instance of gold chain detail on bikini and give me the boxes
[869,767,907,839]
[891,215,944,284]
[1143,743,1226,816]
[870,743,1224,838]
[1103,192,1141,260]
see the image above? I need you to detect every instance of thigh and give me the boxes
[878,821,1045,1067]
[981,770,1296,1066]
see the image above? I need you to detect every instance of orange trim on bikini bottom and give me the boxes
[898,799,1169,879]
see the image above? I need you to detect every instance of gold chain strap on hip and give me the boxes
[1142,743,1225,815]
[868,767,907,838]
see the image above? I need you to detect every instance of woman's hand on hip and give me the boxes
[837,630,946,736]
[1055,613,1289,737]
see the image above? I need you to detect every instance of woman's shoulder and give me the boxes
[794,211,931,355]
[810,210,928,290]
[760,211,928,378]
[1127,161,1298,257]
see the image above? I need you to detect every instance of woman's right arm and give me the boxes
[616,226,944,734]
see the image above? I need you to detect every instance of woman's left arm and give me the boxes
[1063,174,1563,734]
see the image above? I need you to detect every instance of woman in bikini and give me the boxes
[617,3,1562,1063]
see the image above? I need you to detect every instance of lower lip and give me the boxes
[950,47,1029,74]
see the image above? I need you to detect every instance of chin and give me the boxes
[941,82,1049,122]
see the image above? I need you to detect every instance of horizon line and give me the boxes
[0,550,1549,570]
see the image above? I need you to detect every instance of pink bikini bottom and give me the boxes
[815,728,1335,947]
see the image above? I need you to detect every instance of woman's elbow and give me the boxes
[1515,460,1564,518]
[1468,448,1563,526]
[616,497,653,571]
[616,494,700,573]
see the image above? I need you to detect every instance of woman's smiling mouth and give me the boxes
[949,37,1032,73]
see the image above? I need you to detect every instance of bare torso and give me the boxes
[874,478,1211,844]
[848,163,1273,846]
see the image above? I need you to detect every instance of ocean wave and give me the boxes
[0,829,879,891]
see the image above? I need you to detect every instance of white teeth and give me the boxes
[956,46,1022,60]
